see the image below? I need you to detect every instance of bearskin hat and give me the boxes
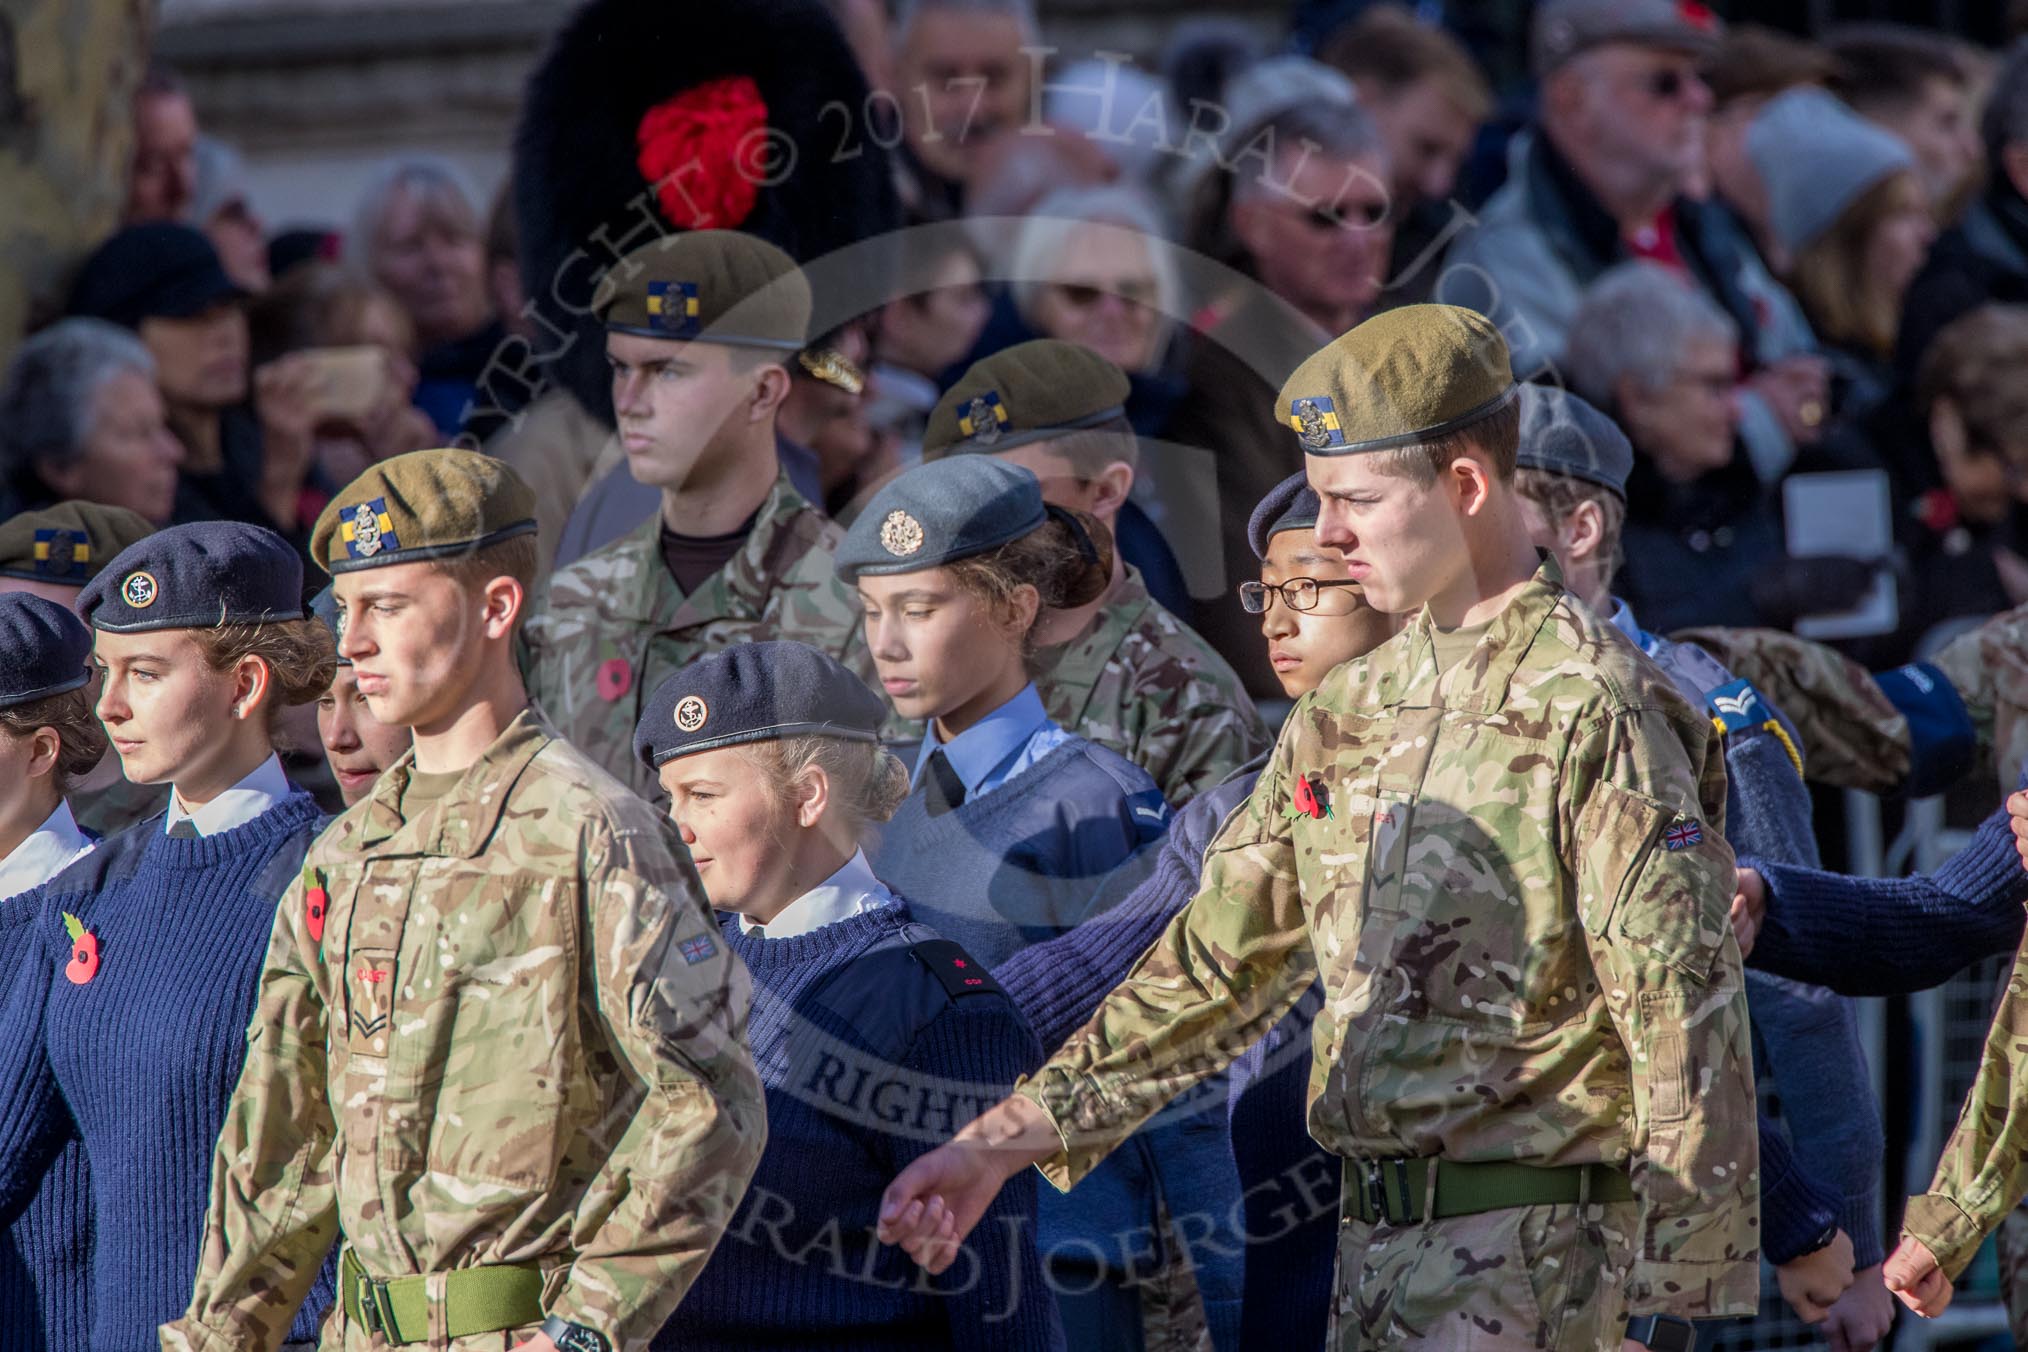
[515,0,902,423]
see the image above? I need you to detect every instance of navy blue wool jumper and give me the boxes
[870,738,1168,972]
[655,904,1062,1351]
[1746,772,2028,996]
[0,882,90,1352]
[0,795,336,1351]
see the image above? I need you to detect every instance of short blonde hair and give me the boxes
[738,735,911,843]
[186,617,338,732]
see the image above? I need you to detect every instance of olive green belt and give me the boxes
[340,1247,545,1345]
[1343,1157,1635,1226]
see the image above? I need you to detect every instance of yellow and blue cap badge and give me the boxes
[33,529,90,580]
[957,390,1011,446]
[339,498,401,561]
[1288,396,1347,451]
[646,280,702,338]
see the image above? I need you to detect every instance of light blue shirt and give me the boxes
[164,753,293,838]
[912,683,1073,800]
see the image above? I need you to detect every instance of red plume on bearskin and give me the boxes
[513,0,902,424]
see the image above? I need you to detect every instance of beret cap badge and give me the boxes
[646,279,702,338]
[673,695,709,733]
[341,499,401,561]
[880,510,925,557]
[34,529,87,579]
[121,571,158,609]
[958,391,1009,446]
[1290,397,1346,451]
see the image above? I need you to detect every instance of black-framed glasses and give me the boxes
[1238,578,1363,613]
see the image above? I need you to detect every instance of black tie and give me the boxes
[923,749,967,817]
[166,819,200,839]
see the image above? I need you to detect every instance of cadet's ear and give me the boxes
[1446,451,1496,517]
[793,763,831,830]
[1564,498,1607,565]
[479,575,525,639]
[749,362,793,422]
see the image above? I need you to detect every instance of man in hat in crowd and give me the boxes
[162,448,766,1352]
[523,230,874,799]
[1439,0,1828,485]
[0,501,168,834]
[920,339,1268,808]
[875,304,1760,1349]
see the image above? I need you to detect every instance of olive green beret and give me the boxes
[311,448,537,576]
[595,229,811,352]
[0,501,155,585]
[1277,304,1515,457]
[922,340,1132,459]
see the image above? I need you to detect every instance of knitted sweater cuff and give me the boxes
[1841,1183,1886,1270]
[1760,1124,1842,1265]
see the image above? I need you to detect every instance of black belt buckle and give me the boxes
[1361,1159,1388,1222]
[1625,1314,1697,1352]
[1358,1157,1419,1224]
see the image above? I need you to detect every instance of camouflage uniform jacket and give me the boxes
[1018,560,1761,1318]
[161,710,767,1352]
[1031,566,1269,808]
[523,474,872,796]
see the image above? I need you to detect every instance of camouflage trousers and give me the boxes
[1328,1196,1639,1350]
[1997,1197,2028,1346]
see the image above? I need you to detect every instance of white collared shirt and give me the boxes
[164,753,293,839]
[739,849,898,940]
[0,800,93,903]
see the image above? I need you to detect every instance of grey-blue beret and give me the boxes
[835,457,1048,581]
[1247,472,1322,561]
[1514,384,1634,501]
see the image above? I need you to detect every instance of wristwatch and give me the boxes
[539,1316,611,1352]
[1792,1222,1841,1257]
[1624,1314,1697,1352]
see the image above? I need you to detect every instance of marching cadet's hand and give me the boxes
[2008,791,2028,870]
[1821,1263,1894,1352]
[1777,1228,1855,1322]
[877,1093,1061,1275]
[508,1335,557,1352]
[1883,1235,1954,1317]
[1731,867,1767,957]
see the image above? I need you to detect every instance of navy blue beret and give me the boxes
[634,640,888,769]
[835,458,1047,580]
[78,521,304,633]
[1514,384,1634,501]
[0,594,93,709]
[310,587,348,667]
[1247,472,1323,561]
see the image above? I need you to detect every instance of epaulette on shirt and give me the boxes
[805,920,1009,1061]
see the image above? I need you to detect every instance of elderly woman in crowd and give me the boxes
[1006,184,1180,398]
[64,224,318,538]
[1564,261,1869,634]
[0,320,183,526]
[347,157,503,437]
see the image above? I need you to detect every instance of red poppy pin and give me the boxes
[305,874,328,945]
[61,912,99,985]
[596,658,633,703]
[1291,774,1332,820]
